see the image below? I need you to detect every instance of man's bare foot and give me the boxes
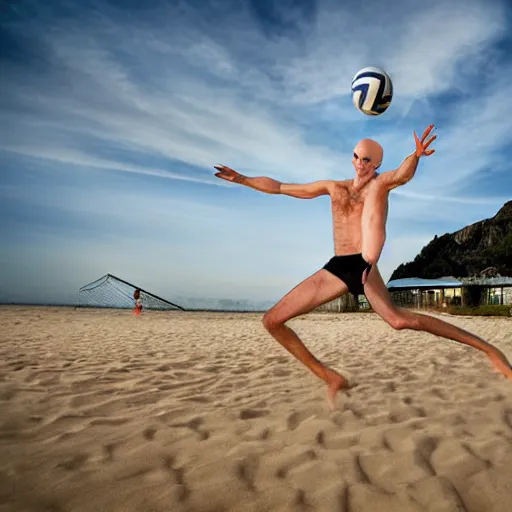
[488,354,512,380]
[324,368,349,411]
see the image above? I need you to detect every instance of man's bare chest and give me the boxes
[331,187,367,214]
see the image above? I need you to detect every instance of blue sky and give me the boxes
[1,0,512,307]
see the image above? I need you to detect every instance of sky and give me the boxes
[1,0,512,308]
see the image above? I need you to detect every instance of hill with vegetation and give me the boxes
[390,201,512,280]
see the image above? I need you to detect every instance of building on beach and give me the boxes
[386,275,512,308]
[315,274,512,312]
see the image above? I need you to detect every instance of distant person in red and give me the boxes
[133,289,143,315]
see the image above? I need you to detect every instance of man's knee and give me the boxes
[262,309,285,332]
[387,311,419,331]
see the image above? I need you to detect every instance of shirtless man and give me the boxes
[214,125,512,407]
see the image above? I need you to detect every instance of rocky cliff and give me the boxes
[390,201,512,280]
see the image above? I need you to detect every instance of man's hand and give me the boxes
[414,125,436,158]
[214,165,245,184]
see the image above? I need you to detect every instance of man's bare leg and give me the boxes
[364,266,512,380]
[262,269,350,408]
[265,323,348,407]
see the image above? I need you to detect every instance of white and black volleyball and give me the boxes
[351,67,393,116]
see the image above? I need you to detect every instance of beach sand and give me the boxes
[0,306,511,512]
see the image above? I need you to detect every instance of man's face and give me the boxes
[352,148,373,176]
[351,139,382,176]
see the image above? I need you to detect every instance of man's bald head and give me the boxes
[353,138,383,171]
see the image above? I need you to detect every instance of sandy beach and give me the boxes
[0,306,511,512]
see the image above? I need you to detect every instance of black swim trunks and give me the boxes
[322,253,372,296]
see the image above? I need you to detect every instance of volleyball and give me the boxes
[351,67,393,116]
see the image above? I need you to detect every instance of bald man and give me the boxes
[214,125,512,408]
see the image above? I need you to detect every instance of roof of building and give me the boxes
[387,275,512,289]
[459,276,512,286]
[386,277,462,289]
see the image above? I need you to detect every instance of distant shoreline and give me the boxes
[0,304,268,313]
[1,304,510,317]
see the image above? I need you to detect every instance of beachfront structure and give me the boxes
[387,276,512,308]
[316,276,464,312]
[387,277,463,309]
[315,275,512,312]
[459,276,512,307]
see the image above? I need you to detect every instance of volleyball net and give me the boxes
[77,274,185,311]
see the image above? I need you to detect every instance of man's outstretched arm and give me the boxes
[379,124,436,191]
[381,153,420,190]
[214,165,332,199]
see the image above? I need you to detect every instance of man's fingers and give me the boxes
[416,127,436,157]
[414,131,424,157]
[421,124,435,138]
[214,164,235,173]
[214,171,232,180]
[215,170,240,182]
[423,134,437,149]
[421,124,435,142]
